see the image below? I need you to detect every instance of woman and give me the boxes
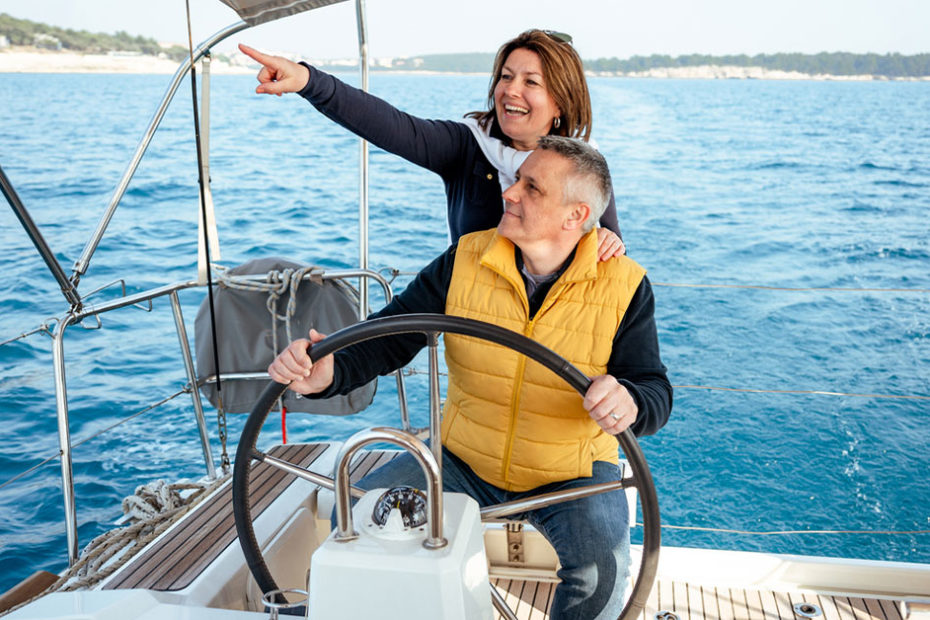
[239,29,625,258]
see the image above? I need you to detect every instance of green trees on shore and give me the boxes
[0,13,189,61]
[587,52,930,77]
[399,51,928,78]
[2,12,929,78]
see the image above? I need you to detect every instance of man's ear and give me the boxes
[563,203,590,231]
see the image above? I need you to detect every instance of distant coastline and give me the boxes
[0,47,252,75]
[2,12,928,80]
[2,47,929,81]
[593,65,930,81]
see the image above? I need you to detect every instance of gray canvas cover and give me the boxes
[195,257,375,414]
[217,0,348,26]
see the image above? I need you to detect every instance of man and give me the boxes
[269,136,672,619]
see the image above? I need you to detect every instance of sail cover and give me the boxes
[218,0,349,26]
[195,257,376,415]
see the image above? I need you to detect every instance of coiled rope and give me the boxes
[54,477,227,591]
[3,475,229,615]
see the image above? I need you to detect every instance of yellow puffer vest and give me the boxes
[441,228,646,491]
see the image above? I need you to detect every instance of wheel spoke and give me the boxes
[479,479,628,520]
[259,452,366,498]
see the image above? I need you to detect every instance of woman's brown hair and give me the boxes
[467,29,592,143]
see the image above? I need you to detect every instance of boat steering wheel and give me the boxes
[233,313,660,619]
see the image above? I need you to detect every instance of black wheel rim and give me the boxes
[232,313,660,619]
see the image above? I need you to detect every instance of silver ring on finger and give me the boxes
[609,412,620,421]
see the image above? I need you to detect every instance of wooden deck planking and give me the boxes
[878,597,904,620]
[771,590,795,619]
[492,578,555,620]
[689,582,705,618]
[819,592,846,620]
[850,596,875,618]
[743,588,767,620]
[832,596,860,620]
[96,440,914,619]
[494,577,912,619]
[701,584,719,620]
[673,579,690,617]
[501,578,525,618]
[105,442,329,591]
[716,586,737,619]
[531,581,555,620]
[104,443,402,592]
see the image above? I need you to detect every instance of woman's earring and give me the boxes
[553,116,561,129]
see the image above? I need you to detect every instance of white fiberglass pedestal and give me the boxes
[308,490,492,619]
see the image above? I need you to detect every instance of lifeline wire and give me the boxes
[0,319,57,347]
[0,389,187,492]
[401,367,930,401]
[3,379,927,538]
[382,268,930,294]
[642,523,930,537]
[653,282,930,293]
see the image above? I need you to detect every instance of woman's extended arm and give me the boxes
[239,44,470,177]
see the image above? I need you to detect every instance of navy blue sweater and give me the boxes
[298,65,621,243]
[317,243,672,438]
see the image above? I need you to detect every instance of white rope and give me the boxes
[121,479,195,521]
[1,475,229,616]
[61,478,226,591]
[56,476,226,591]
[215,265,323,355]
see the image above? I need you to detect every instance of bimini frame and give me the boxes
[2,0,380,566]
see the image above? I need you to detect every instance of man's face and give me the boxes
[499,149,573,247]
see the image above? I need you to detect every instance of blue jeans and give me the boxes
[354,447,631,620]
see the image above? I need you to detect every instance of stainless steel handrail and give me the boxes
[54,0,391,569]
[51,267,403,565]
[72,21,249,281]
[170,291,216,480]
[52,314,79,565]
[332,427,446,549]
[259,452,366,499]
[355,0,371,320]
[69,269,391,323]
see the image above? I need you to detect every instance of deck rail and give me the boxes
[51,267,400,566]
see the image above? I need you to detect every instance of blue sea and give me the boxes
[0,72,928,594]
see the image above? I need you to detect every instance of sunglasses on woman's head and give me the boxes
[543,30,573,45]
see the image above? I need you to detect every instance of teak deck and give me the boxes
[102,442,908,619]
[490,577,907,620]
[104,442,387,591]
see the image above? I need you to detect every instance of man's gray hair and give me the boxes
[536,135,611,232]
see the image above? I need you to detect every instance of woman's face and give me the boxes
[493,48,561,151]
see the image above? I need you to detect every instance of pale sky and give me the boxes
[2,0,927,60]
